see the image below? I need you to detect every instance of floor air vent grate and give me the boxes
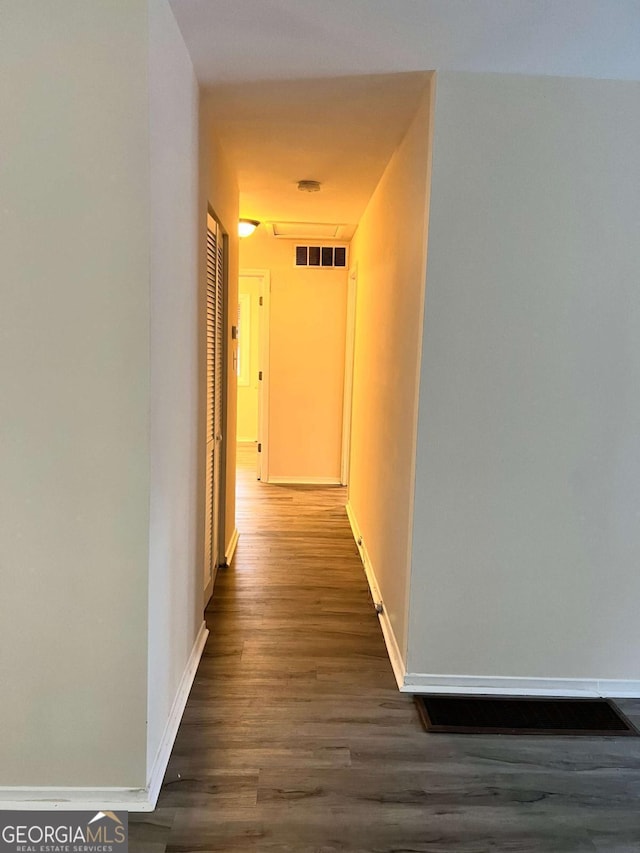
[415,695,639,736]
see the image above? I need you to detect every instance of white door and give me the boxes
[205,215,226,594]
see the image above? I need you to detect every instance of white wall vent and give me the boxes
[295,245,348,269]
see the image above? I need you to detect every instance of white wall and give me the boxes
[239,232,347,482]
[147,0,202,780]
[0,1,150,787]
[0,0,243,808]
[409,73,640,688]
[348,79,433,669]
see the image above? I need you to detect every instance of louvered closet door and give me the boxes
[213,232,224,571]
[205,219,224,592]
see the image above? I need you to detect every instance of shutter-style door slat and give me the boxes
[204,218,225,592]
[212,235,225,580]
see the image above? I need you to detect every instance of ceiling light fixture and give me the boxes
[238,219,260,238]
[297,180,321,193]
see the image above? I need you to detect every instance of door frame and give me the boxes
[204,209,229,606]
[218,227,230,568]
[239,268,271,482]
[341,264,357,486]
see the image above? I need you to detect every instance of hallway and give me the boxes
[131,447,640,852]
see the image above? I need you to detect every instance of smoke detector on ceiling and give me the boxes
[297,180,321,193]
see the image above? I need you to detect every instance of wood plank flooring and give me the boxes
[131,444,640,852]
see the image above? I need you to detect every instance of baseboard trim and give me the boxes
[0,621,210,812]
[401,673,640,698]
[203,573,214,607]
[345,501,406,689]
[269,476,342,485]
[145,620,209,808]
[0,787,151,812]
[225,528,240,566]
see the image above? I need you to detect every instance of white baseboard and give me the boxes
[203,573,214,607]
[0,787,151,812]
[269,476,342,485]
[0,622,209,812]
[225,528,240,566]
[402,673,640,698]
[145,620,209,808]
[345,501,406,689]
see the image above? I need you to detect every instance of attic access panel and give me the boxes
[415,695,639,736]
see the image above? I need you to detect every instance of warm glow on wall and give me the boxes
[238,219,260,238]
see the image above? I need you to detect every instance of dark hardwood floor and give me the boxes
[131,444,640,852]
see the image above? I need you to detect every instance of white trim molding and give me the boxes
[345,501,407,689]
[401,673,640,698]
[203,573,214,608]
[0,787,151,813]
[225,527,240,566]
[340,265,357,486]
[240,269,270,483]
[269,476,342,486]
[0,622,209,812]
[146,620,209,808]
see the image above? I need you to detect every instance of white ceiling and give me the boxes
[202,72,430,227]
[170,0,640,85]
[175,0,640,229]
